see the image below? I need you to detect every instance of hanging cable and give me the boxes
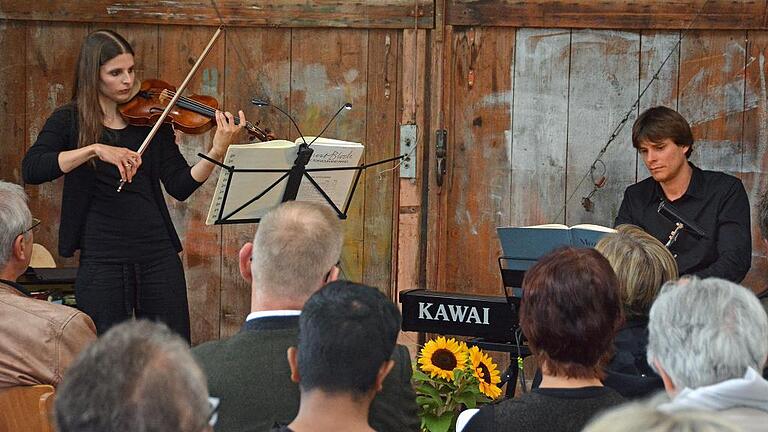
[551,0,711,222]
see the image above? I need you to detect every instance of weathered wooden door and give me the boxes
[427,25,768,296]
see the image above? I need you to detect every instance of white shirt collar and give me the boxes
[245,309,301,322]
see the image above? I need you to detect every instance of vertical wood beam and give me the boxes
[395,28,428,296]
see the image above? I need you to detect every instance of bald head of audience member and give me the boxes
[55,320,214,432]
[0,181,36,281]
[239,201,343,311]
[596,224,678,318]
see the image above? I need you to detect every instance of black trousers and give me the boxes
[75,253,191,343]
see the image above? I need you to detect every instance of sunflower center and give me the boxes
[477,363,492,384]
[431,348,458,370]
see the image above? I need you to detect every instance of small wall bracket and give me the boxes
[399,124,417,179]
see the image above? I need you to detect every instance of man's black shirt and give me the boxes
[615,163,751,282]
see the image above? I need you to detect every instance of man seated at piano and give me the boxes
[462,247,625,432]
[615,106,751,282]
[595,224,678,398]
[0,180,96,388]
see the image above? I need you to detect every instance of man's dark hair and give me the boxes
[55,320,211,432]
[297,280,400,395]
[632,106,694,158]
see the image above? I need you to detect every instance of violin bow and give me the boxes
[118,25,225,192]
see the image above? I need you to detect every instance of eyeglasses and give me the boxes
[20,218,41,236]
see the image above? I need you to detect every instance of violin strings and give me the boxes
[144,90,216,117]
[153,89,261,132]
[159,90,219,117]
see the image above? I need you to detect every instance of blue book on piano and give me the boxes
[497,224,615,271]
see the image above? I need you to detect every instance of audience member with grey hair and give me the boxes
[0,181,30,269]
[0,180,95,388]
[193,201,418,432]
[55,320,215,432]
[647,277,768,432]
[583,397,743,432]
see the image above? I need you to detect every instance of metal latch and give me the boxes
[435,129,447,186]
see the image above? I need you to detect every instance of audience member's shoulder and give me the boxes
[0,292,87,330]
[599,385,626,404]
[392,344,411,362]
[192,335,229,359]
[464,396,533,431]
[192,326,296,362]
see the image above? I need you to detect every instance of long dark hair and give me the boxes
[72,30,134,150]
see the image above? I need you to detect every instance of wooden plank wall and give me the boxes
[0,22,403,344]
[6,0,768,347]
[431,25,768,296]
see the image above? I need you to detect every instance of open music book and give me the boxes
[205,137,364,225]
[497,223,616,270]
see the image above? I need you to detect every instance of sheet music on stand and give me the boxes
[204,100,407,225]
[205,137,364,224]
[203,137,405,225]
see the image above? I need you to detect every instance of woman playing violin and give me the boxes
[22,29,245,342]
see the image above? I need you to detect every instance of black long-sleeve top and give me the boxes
[22,104,202,258]
[615,163,751,282]
[464,386,624,432]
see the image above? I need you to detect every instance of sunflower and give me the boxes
[418,336,468,381]
[468,346,502,399]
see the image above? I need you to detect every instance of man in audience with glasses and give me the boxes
[0,180,96,388]
[192,201,418,432]
[55,320,217,432]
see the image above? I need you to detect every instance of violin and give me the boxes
[119,78,272,141]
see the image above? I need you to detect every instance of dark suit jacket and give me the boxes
[192,315,420,432]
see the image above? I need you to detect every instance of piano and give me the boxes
[399,258,526,343]
[399,284,529,399]
[399,289,519,342]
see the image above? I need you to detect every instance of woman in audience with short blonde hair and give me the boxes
[595,224,678,397]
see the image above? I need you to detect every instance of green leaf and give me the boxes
[422,411,456,432]
[453,368,465,382]
[416,395,440,409]
[412,367,432,381]
[453,392,478,409]
[416,383,442,401]
[465,384,484,396]
[476,394,493,404]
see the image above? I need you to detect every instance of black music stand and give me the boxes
[199,148,405,224]
[466,256,533,398]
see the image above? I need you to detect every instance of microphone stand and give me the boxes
[252,99,352,203]
[657,200,707,251]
